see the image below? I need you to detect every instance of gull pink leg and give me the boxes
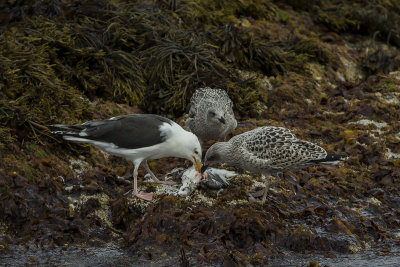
[260,176,271,204]
[249,174,271,204]
[143,161,176,186]
[132,163,153,201]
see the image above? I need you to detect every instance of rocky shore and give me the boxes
[1,0,399,266]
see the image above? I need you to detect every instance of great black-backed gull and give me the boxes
[186,87,237,142]
[202,126,348,203]
[51,114,203,201]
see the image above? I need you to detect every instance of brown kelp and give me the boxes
[279,0,400,47]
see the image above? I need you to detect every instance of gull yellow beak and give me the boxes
[193,156,203,173]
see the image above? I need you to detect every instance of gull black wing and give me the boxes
[51,114,173,149]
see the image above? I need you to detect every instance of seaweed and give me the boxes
[316,1,400,47]
[288,36,341,67]
[1,0,400,264]
[278,0,400,47]
[175,0,277,27]
[0,0,63,29]
[140,31,227,114]
[206,24,308,76]
[360,43,400,75]
[0,25,93,143]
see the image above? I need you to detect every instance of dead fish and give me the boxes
[199,168,233,189]
[178,166,236,197]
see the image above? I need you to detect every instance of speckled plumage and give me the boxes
[186,87,237,142]
[231,127,328,172]
[203,126,347,203]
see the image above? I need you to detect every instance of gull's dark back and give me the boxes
[50,114,172,149]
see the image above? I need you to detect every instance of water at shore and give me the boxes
[1,242,400,267]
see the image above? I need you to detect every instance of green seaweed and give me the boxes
[140,31,227,114]
[289,36,340,67]
[176,0,277,27]
[206,24,309,76]
[316,1,400,47]
[36,149,49,158]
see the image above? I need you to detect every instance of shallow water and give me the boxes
[1,243,400,267]
[269,246,400,267]
[0,244,136,267]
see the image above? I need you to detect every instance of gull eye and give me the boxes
[194,150,199,155]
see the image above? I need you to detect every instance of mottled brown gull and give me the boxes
[51,114,203,201]
[186,87,237,142]
[202,126,348,203]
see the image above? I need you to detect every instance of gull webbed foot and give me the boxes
[133,191,154,201]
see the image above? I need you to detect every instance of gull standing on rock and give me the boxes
[202,126,348,204]
[51,114,203,201]
[186,87,237,142]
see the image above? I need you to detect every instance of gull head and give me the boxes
[202,142,226,172]
[206,108,226,125]
[179,131,202,171]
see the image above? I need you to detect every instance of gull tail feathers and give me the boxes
[309,154,348,165]
[49,124,86,137]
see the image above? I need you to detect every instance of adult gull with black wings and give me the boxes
[51,114,203,201]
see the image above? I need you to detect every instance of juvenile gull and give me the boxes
[202,126,348,203]
[186,87,237,142]
[51,114,202,201]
